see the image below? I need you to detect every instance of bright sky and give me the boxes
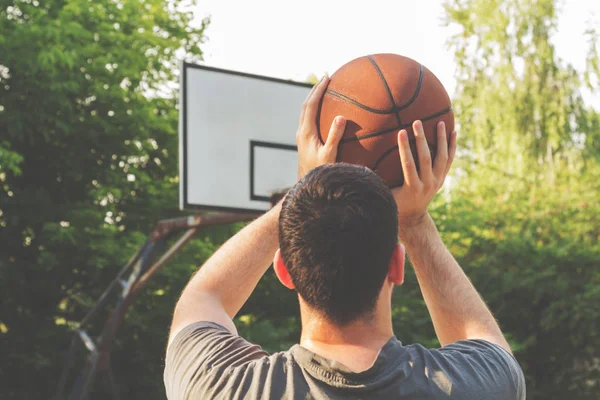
[192,0,599,103]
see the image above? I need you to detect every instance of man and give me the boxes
[164,76,526,399]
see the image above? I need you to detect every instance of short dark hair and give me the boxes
[279,163,398,325]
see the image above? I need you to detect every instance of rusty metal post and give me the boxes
[56,212,259,400]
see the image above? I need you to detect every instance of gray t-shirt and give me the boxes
[164,322,525,400]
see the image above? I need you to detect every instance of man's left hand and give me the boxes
[296,75,347,179]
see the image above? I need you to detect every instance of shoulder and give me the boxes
[165,322,268,369]
[405,340,526,400]
[164,322,294,399]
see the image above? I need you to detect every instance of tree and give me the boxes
[444,0,600,181]
[3,0,599,399]
[0,1,211,398]
[443,0,600,398]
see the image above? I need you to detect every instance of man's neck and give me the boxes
[298,300,395,372]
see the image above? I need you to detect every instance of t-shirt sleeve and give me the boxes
[163,321,269,400]
[442,340,525,399]
[411,339,526,399]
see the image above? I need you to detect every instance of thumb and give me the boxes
[323,116,346,160]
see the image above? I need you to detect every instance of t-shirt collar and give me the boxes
[290,337,410,387]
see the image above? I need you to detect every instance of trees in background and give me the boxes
[1,0,598,399]
[442,0,600,397]
[0,1,213,398]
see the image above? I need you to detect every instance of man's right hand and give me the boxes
[393,120,457,228]
[394,121,513,356]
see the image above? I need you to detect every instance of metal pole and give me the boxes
[56,211,260,400]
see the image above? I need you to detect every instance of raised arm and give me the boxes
[168,75,346,346]
[393,120,511,353]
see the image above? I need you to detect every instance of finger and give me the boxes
[323,116,346,160]
[413,120,433,183]
[298,77,323,124]
[432,121,448,178]
[444,131,457,176]
[303,74,329,127]
[398,130,419,186]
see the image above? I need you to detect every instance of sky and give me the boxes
[191,0,599,102]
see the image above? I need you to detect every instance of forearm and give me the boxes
[178,203,281,318]
[399,214,511,353]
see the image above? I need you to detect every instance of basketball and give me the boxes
[317,54,454,187]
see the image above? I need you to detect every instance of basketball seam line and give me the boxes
[316,94,326,144]
[397,65,425,111]
[372,145,405,188]
[325,90,395,114]
[340,125,397,143]
[372,145,401,171]
[340,106,453,143]
[372,142,436,171]
[323,64,426,116]
[366,55,401,126]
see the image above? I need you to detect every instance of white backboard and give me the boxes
[180,62,311,212]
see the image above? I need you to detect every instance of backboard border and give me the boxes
[249,140,298,202]
[180,61,312,213]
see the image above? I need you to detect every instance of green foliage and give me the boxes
[1,0,599,399]
[443,0,600,398]
[445,0,600,182]
[435,180,600,399]
[0,0,209,398]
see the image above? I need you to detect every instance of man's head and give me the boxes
[274,163,404,326]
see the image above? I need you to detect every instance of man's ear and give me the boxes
[388,243,405,285]
[274,249,295,289]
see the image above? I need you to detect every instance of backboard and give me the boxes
[180,62,312,212]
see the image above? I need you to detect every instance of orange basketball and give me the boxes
[317,54,454,187]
